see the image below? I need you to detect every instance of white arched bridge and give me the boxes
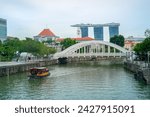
[53,40,129,59]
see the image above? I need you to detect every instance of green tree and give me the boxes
[0,38,56,61]
[19,39,56,56]
[7,36,19,40]
[25,37,33,41]
[19,39,40,55]
[134,37,150,53]
[0,45,15,61]
[0,40,2,46]
[133,43,142,53]
[3,38,22,52]
[133,37,150,61]
[0,39,22,61]
[110,35,125,47]
[60,38,77,50]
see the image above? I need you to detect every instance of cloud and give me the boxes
[0,0,150,38]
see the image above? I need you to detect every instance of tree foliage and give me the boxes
[60,38,77,50]
[133,37,150,61]
[0,40,2,46]
[0,38,56,61]
[110,35,125,47]
[134,37,150,53]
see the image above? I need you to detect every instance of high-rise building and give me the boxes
[71,23,120,41]
[94,26,103,40]
[80,26,88,37]
[0,18,7,42]
[109,25,119,38]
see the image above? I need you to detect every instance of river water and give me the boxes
[0,62,150,100]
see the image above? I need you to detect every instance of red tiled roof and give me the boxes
[56,37,94,42]
[73,37,94,41]
[124,40,135,44]
[38,29,55,37]
[56,38,64,42]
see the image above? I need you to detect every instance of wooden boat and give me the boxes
[28,67,50,79]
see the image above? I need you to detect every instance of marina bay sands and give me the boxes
[71,23,120,41]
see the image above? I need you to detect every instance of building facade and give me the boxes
[94,26,103,40]
[34,28,58,42]
[124,36,145,51]
[109,25,119,38]
[71,23,120,41]
[0,18,7,42]
[80,27,88,37]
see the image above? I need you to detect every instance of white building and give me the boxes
[34,28,58,42]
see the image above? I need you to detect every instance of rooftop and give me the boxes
[71,23,120,27]
[73,37,94,41]
[125,36,145,42]
[56,37,94,42]
[38,29,56,37]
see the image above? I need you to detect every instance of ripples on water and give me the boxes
[0,62,150,100]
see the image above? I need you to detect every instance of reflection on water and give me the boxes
[0,62,150,100]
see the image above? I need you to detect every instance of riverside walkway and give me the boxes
[0,60,57,77]
[0,61,38,77]
[0,61,29,67]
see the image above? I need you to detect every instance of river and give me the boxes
[0,62,150,100]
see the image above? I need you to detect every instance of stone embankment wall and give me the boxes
[0,60,57,77]
[124,61,150,84]
[67,56,125,64]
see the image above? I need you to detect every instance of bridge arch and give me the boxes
[54,40,129,58]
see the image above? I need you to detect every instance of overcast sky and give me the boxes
[0,0,150,39]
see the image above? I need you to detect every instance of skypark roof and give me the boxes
[71,23,120,27]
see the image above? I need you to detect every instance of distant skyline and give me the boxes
[0,0,150,39]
